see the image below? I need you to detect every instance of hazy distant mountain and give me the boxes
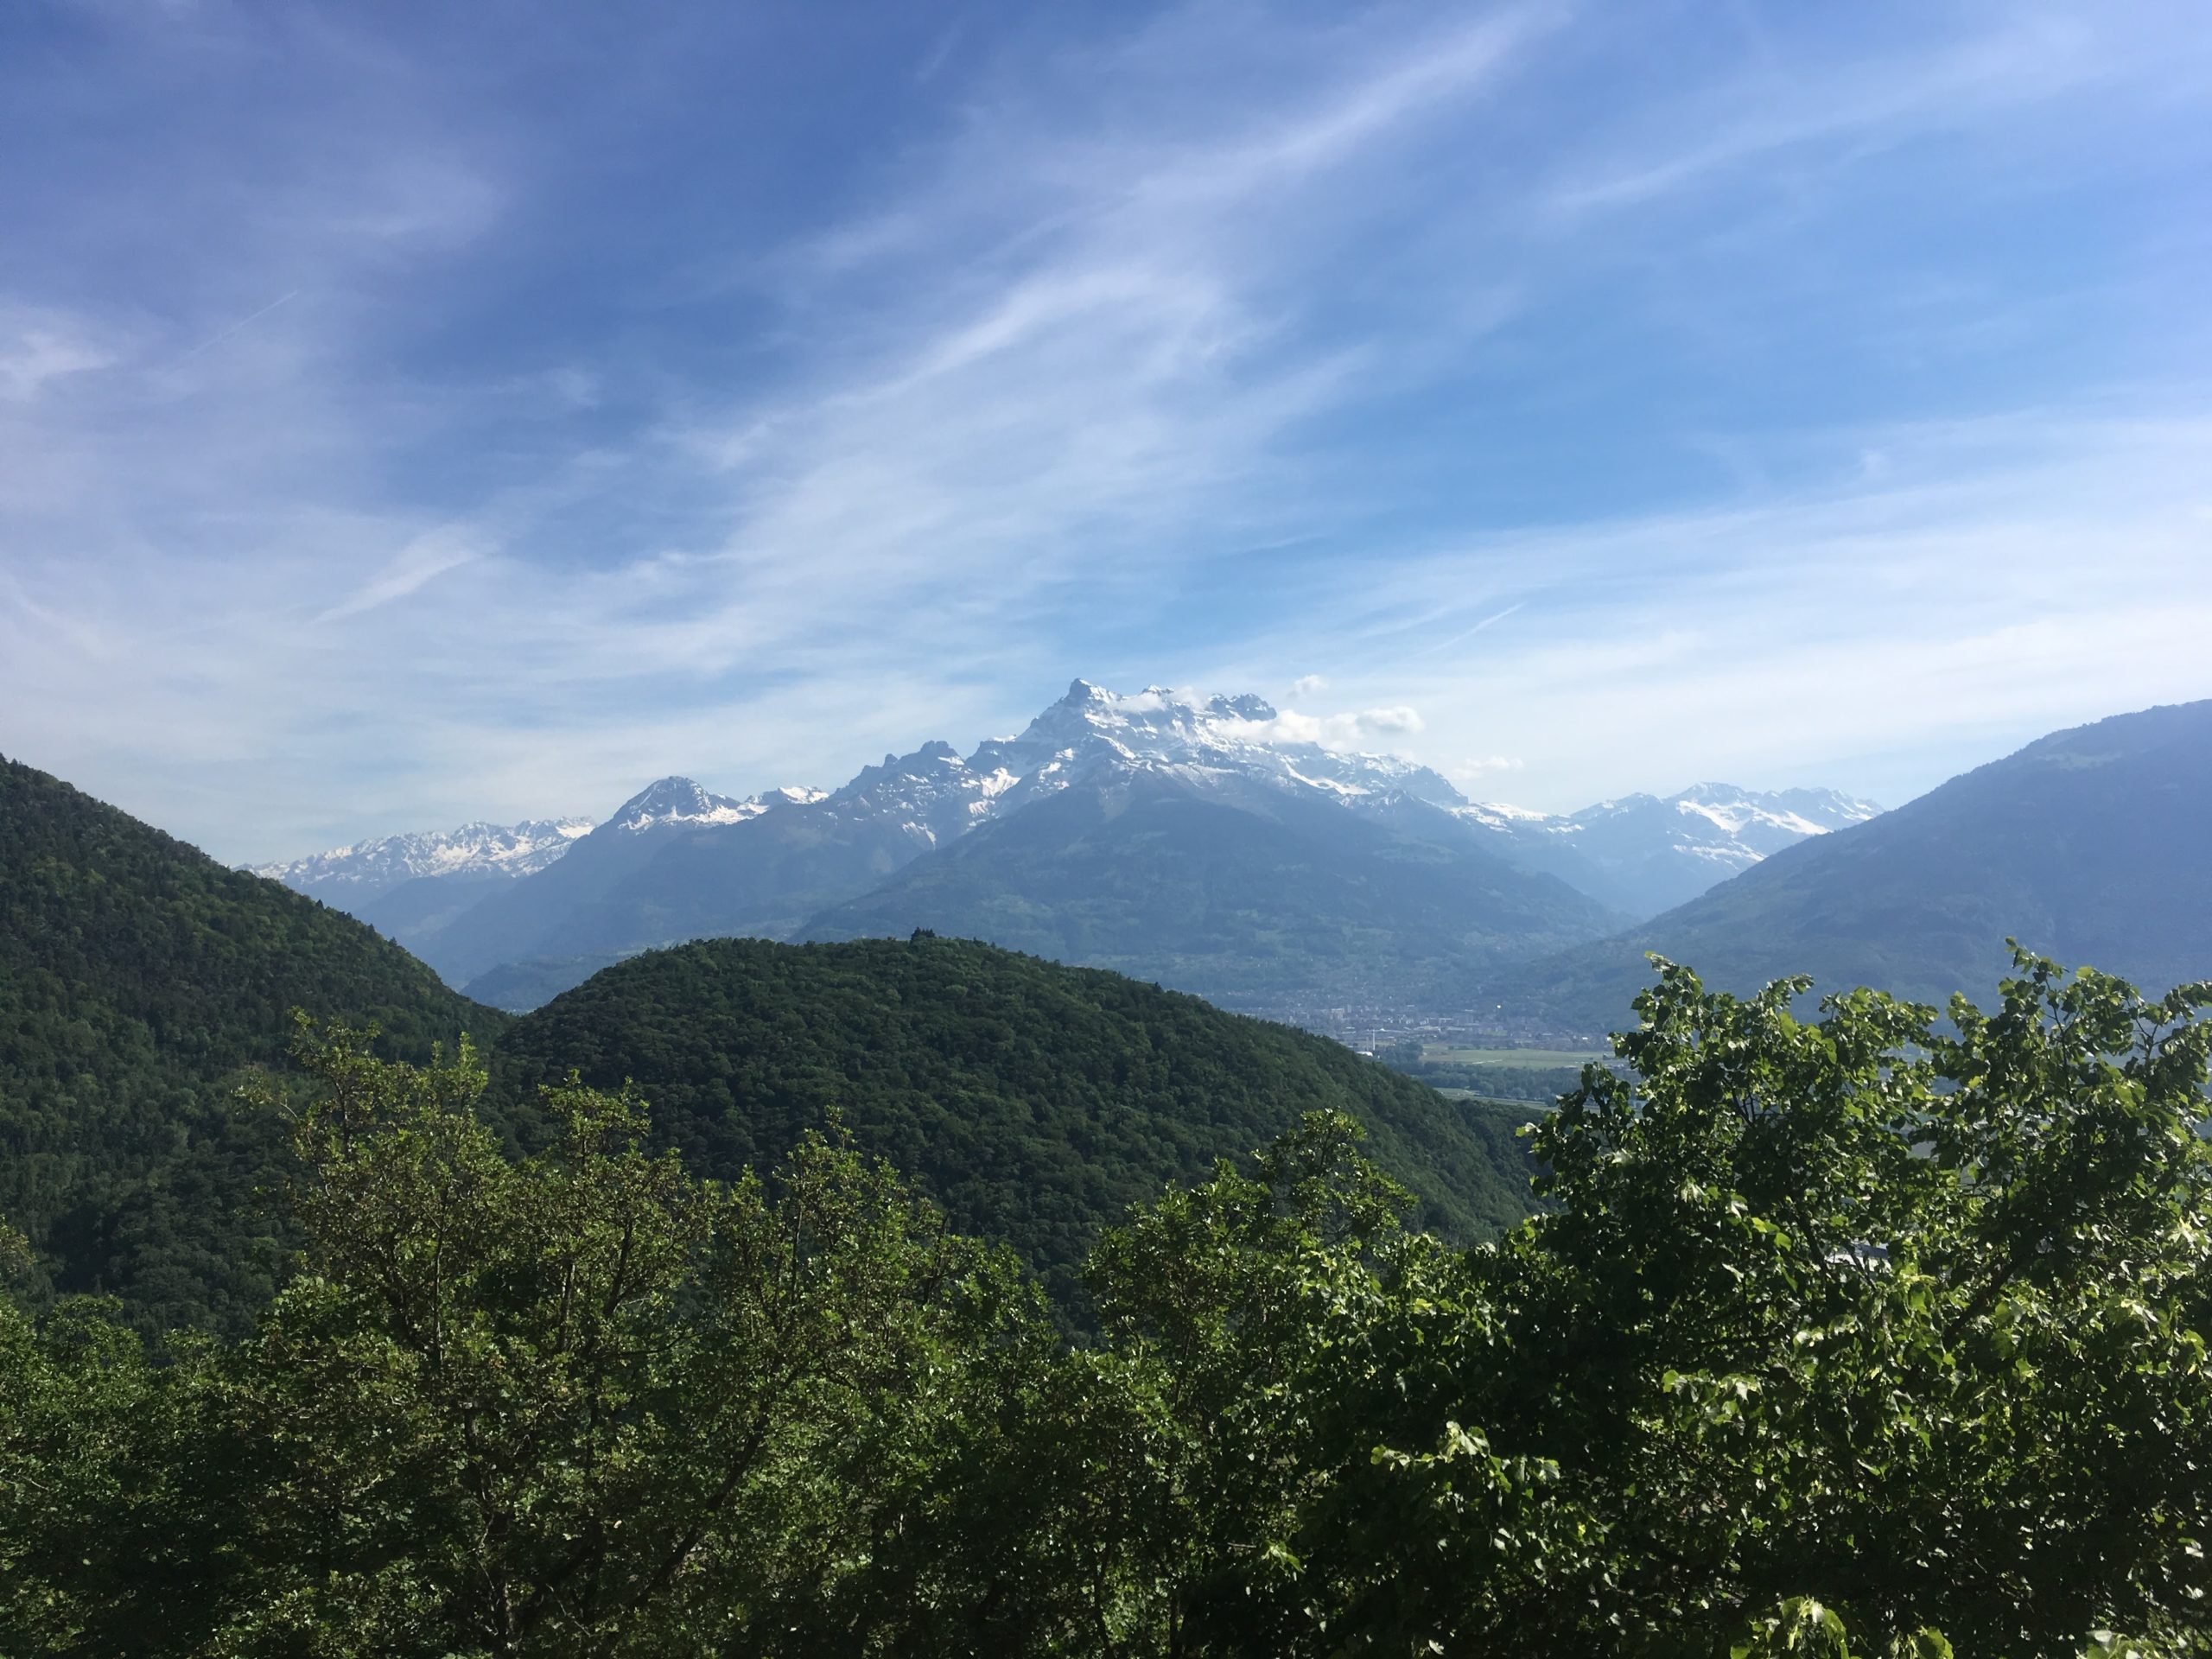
[408,778,825,984]
[802,760,1620,1016]
[249,817,597,897]
[1458,784,1883,918]
[248,817,595,947]
[1509,699,2212,1033]
[292,679,1871,1010]
[420,682,1613,1007]
[435,763,969,1000]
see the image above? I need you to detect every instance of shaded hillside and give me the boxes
[353,870,512,950]
[465,952,629,1012]
[493,936,1541,1306]
[0,755,502,1332]
[1510,700,2212,1033]
[803,772,1623,1018]
[501,804,930,977]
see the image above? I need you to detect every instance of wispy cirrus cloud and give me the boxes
[316,533,486,623]
[1541,10,2114,218]
[0,306,118,403]
[0,0,2205,857]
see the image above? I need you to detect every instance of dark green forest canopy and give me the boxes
[6,954,2208,1657]
[0,755,504,1332]
[0,757,1534,1330]
[493,934,1540,1305]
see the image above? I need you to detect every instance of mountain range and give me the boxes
[247,817,596,950]
[12,689,2209,1327]
[254,680,1881,1015]
[1461,783,1880,916]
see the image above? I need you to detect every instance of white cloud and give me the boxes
[1355,704,1422,734]
[3,1,2207,857]
[0,307,116,403]
[1241,702,1427,753]
[1541,11,2119,219]
[315,532,486,623]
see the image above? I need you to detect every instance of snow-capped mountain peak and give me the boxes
[247,817,596,897]
[976,680,1462,811]
[606,776,832,834]
[742,682,1476,860]
[1661,783,1884,851]
[607,776,759,832]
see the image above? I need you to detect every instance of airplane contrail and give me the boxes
[175,289,301,363]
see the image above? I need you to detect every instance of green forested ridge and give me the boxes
[0,761,1534,1332]
[12,753,2211,1653]
[0,755,505,1332]
[493,934,1539,1306]
[5,954,2206,1656]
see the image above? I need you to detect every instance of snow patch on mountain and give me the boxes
[248,817,596,896]
[951,679,1465,816]
[606,776,830,834]
[1454,781,1886,910]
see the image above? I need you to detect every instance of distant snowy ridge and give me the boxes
[1453,781,1885,915]
[248,817,596,895]
[1471,783,1880,863]
[607,777,828,834]
[254,681,1883,931]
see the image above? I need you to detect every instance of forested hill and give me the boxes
[493,935,1540,1306]
[0,755,504,1332]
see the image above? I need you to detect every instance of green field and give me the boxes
[1422,1045,1610,1067]
[1434,1086,1558,1108]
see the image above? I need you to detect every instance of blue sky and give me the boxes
[2,0,2207,861]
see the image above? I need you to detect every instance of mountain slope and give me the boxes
[803,766,1622,1020]
[0,755,501,1332]
[491,936,1542,1308]
[535,745,999,959]
[412,778,824,984]
[1511,700,2212,1032]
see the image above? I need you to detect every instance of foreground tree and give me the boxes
[975,953,2212,1656]
[3,953,2209,1656]
[1414,952,2212,1656]
[3,1023,1035,1658]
